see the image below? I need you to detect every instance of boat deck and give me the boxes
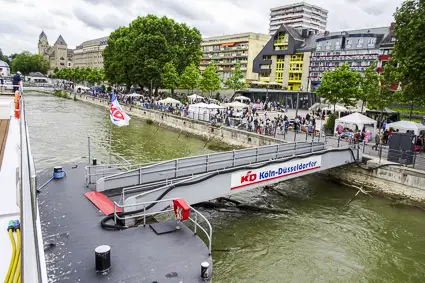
[0,97,20,280]
[38,164,212,283]
[0,119,10,169]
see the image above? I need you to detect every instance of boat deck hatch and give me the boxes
[0,119,10,169]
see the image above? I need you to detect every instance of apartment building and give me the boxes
[309,27,391,90]
[73,36,109,68]
[378,24,395,73]
[253,25,318,91]
[200,33,269,82]
[269,2,328,35]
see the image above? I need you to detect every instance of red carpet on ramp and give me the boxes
[84,192,122,215]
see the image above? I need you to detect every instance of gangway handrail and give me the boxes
[85,162,156,186]
[97,141,327,191]
[113,198,213,254]
[124,145,360,210]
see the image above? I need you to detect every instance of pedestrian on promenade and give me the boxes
[12,71,22,92]
[372,131,381,151]
[0,74,4,93]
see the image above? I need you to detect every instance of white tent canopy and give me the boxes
[158,97,181,106]
[206,104,225,109]
[386,121,425,135]
[75,85,90,90]
[309,103,348,112]
[189,102,209,109]
[234,96,251,103]
[125,93,142,98]
[223,101,249,109]
[322,104,349,112]
[188,94,204,101]
[334,113,377,135]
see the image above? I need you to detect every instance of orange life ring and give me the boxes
[14,91,20,119]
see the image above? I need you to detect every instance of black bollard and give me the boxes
[95,245,111,274]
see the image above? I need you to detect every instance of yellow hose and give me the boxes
[4,230,16,283]
[12,229,21,283]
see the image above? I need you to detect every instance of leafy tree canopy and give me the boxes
[103,15,202,91]
[53,67,105,85]
[315,63,361,110]
[357,61,381,111]
[390,0,425,105]
[10,52,49,75]
[162,62,179,94]
[179,63,200,93]
[200,61,221,96]
[224,63,245,93]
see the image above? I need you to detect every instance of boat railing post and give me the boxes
[276,144,279,159]
[194,213,198,235]
[88,136,91,165]
[206,155,209,172]
[175,159,178,178]
[294,142,297,156]
[114,203,117,225]
[143,205,146,227]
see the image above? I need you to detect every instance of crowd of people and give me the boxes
[83,89,425,152]
[83,89,324,138]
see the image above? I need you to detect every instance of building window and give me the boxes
[263,55,271,60]
[356,38,364,48]
[325,41,331,50]
[335,40,341,50]
[289,73,302,81]
[316,42,322,50]
[368,38,377,47]
[346,39,352,49]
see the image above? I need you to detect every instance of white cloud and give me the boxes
[0,0,403,55]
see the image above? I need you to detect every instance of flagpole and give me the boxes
[109,122,112,164]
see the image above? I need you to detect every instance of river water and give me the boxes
[26,93,425,282]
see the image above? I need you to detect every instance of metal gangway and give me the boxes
[93,141,361,214]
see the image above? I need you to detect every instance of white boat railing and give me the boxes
[114,198,213,255]
[19,83,46,282]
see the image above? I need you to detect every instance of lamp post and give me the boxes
[295,86,303,118]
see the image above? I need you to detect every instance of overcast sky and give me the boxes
[0,0,403,55]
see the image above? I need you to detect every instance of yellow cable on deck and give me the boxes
[4,229,16,283]
[12,228,21,283]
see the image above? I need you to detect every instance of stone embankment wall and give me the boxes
[78,95,281,147]
[325,161,425,207]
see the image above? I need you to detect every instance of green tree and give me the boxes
[179,63,200,93]
[162,62,179,95]
[315,63,361,112]
[390,0,425,104]
[103,15,202,92]
[0,48,9,64]
[10,52,49,75]
[200,62,221,97]
[224,63,245,94]
[364,63,398,112]
[358,61,380,112]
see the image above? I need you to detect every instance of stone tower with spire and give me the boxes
[37,31,69,71]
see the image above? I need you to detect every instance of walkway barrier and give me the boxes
[18,83,47,282]
[113,198,212,254]
[85,162,155,187]
[96,141,326,192]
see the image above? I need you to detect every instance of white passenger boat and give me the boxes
[1,83,213,283]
